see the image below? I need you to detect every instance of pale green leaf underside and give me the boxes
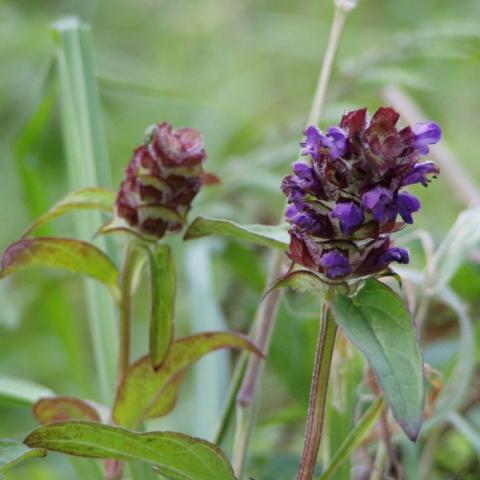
[148,244,176,368]
[184,216,289,250]
[331,278,424,441]
[0,440,45,474]
[25,421,236,480]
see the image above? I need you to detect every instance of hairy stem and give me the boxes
[297,303,337,480]
[229,4,352,477]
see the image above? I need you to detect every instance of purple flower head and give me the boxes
[413,122,442,155]
[320,250,352,279]
[403,161,440,187]
[331,201,364,234]
[282,107,440,280]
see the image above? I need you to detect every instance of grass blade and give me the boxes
[319,396,384,480]
[53,17,118,402]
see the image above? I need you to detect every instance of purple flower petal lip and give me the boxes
[281,175,305,202]
[396,191,421,224]
[331,201,364,234]
[403,161,440,187]
[320,250,352,279]
[300,125,348,161]
[301,125,322,160]
[413,122,441,155]
[293,162,314,179]
[377,246,410,267]
[325,126,348,159]
[361,187,393,222]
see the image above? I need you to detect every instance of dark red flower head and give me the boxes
[116,122,207,239]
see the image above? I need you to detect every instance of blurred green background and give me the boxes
[1,0,480,478]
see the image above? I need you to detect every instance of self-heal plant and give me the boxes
[278,107,441,479]
[183,108,442,480]
[0,122,261,480]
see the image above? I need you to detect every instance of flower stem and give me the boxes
[297,302,337,480]
[229,4,352,477]
[118,243,140,382]
[307,6,348,126]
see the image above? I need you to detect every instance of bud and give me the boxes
[116,122,206,239]
[282,107,441,281]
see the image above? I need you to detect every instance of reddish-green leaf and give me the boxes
[0,238,119,298]
[34,397,101,424]
[113,332,263,428]
[22,188,116,237]
[148,244,176,369]
[0,440,45,474]
[25,421,236,480]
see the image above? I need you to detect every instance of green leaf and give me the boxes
[23,188,116,237]
[0,238,120,298]
[0,376,55,407]
[113,332,263,428]
[25,421,236,480]
[319,396,384,480]
[0,440,45,474]
[147,244,176,369]
[331,278,424,441]
[184,216,289,250]
[34,397,101,424]
[432,207,480,289]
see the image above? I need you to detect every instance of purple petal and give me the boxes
[377,247,410,267]
[331,201,364,234]
[325,127,348,159]
[413,122,441,155]
[320,250,352,279]
[293,162,314,180]
[300,125,322,160]
[403,161,440,187]
[361,187,393,222]
[396,192,421,224]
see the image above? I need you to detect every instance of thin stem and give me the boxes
[307,7,347,126]
[297,303,337,480]
[118,243,140,382]
[231,253,284,478]
[229,5,352,477]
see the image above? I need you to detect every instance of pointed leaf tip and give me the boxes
[331,278,424,441]
[113,331,263,427]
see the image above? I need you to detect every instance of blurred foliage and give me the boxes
[1,0,480,479]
